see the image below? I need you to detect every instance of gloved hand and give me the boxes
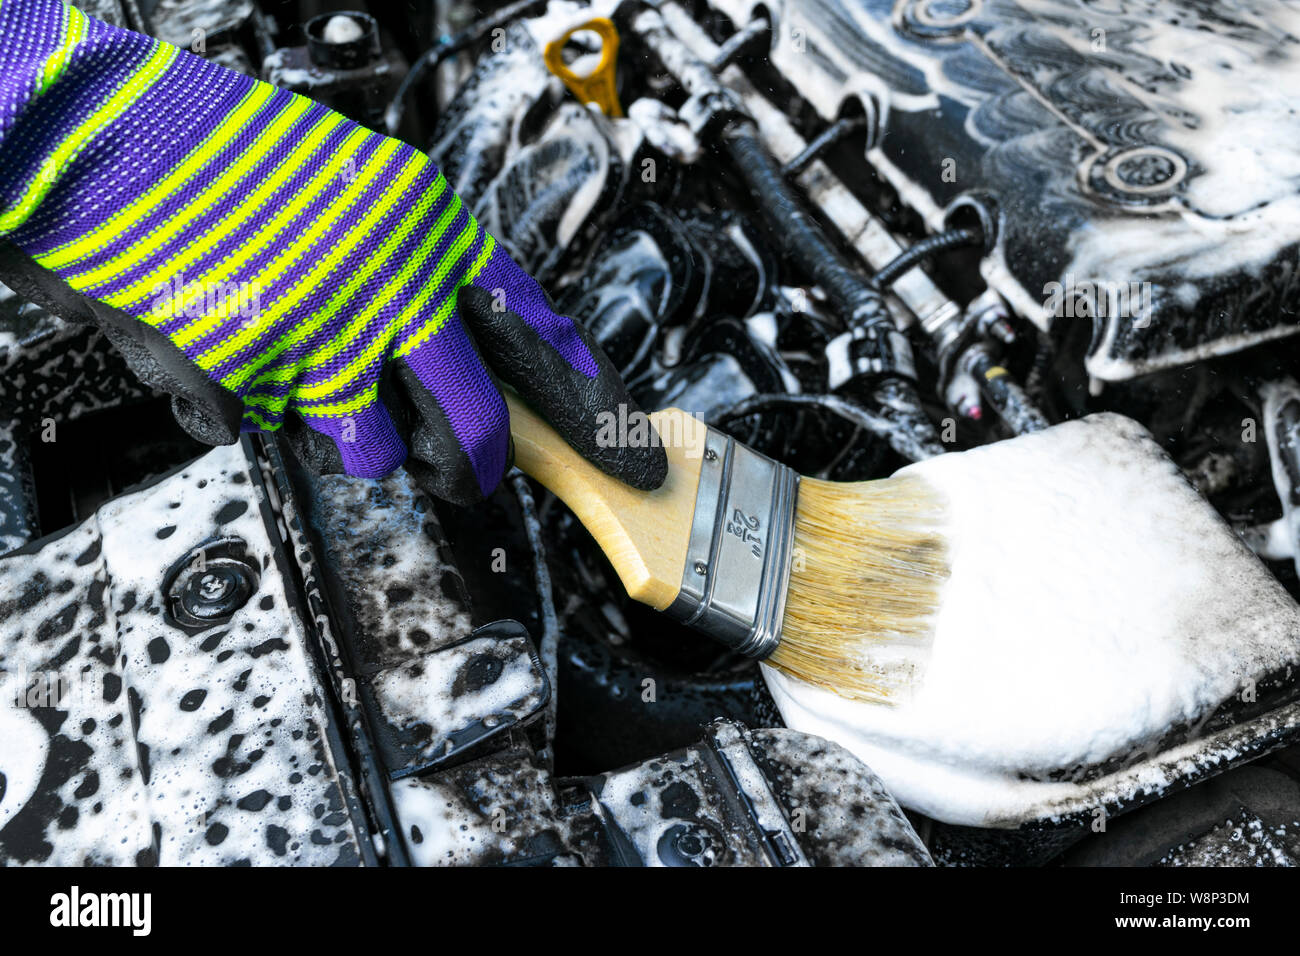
[0,0,667,504]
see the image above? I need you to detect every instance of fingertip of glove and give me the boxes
[619,441,670,491]
[403,457,491,507]
[170,392,241,446]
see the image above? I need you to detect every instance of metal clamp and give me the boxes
[665,428,798,659]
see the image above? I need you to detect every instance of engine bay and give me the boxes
[2,0,1300,868]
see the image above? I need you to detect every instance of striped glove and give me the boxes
[0,0,666,503]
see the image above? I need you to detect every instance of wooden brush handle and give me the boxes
[505,391,706,610]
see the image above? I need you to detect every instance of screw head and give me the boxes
[197,572,233,602]
[179,565,251,624]
[165,538,259,633]
[694,560,708,575]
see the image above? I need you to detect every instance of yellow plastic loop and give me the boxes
[543,17,624,118]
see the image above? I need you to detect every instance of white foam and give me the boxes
[321,15,364,45]
[0,706,46,829]
[765,413,1300,825]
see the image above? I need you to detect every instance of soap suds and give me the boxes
[321,15,364,45]
[765,413,1300,826]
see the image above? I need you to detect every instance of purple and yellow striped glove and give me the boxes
[0,0,666,504]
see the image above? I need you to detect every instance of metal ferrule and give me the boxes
[664,428,799,659]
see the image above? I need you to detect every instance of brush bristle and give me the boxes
[768,474,950,703]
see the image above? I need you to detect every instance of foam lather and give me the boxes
[764,413,1300,826]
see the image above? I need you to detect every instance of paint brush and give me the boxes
[505,392,948,702]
